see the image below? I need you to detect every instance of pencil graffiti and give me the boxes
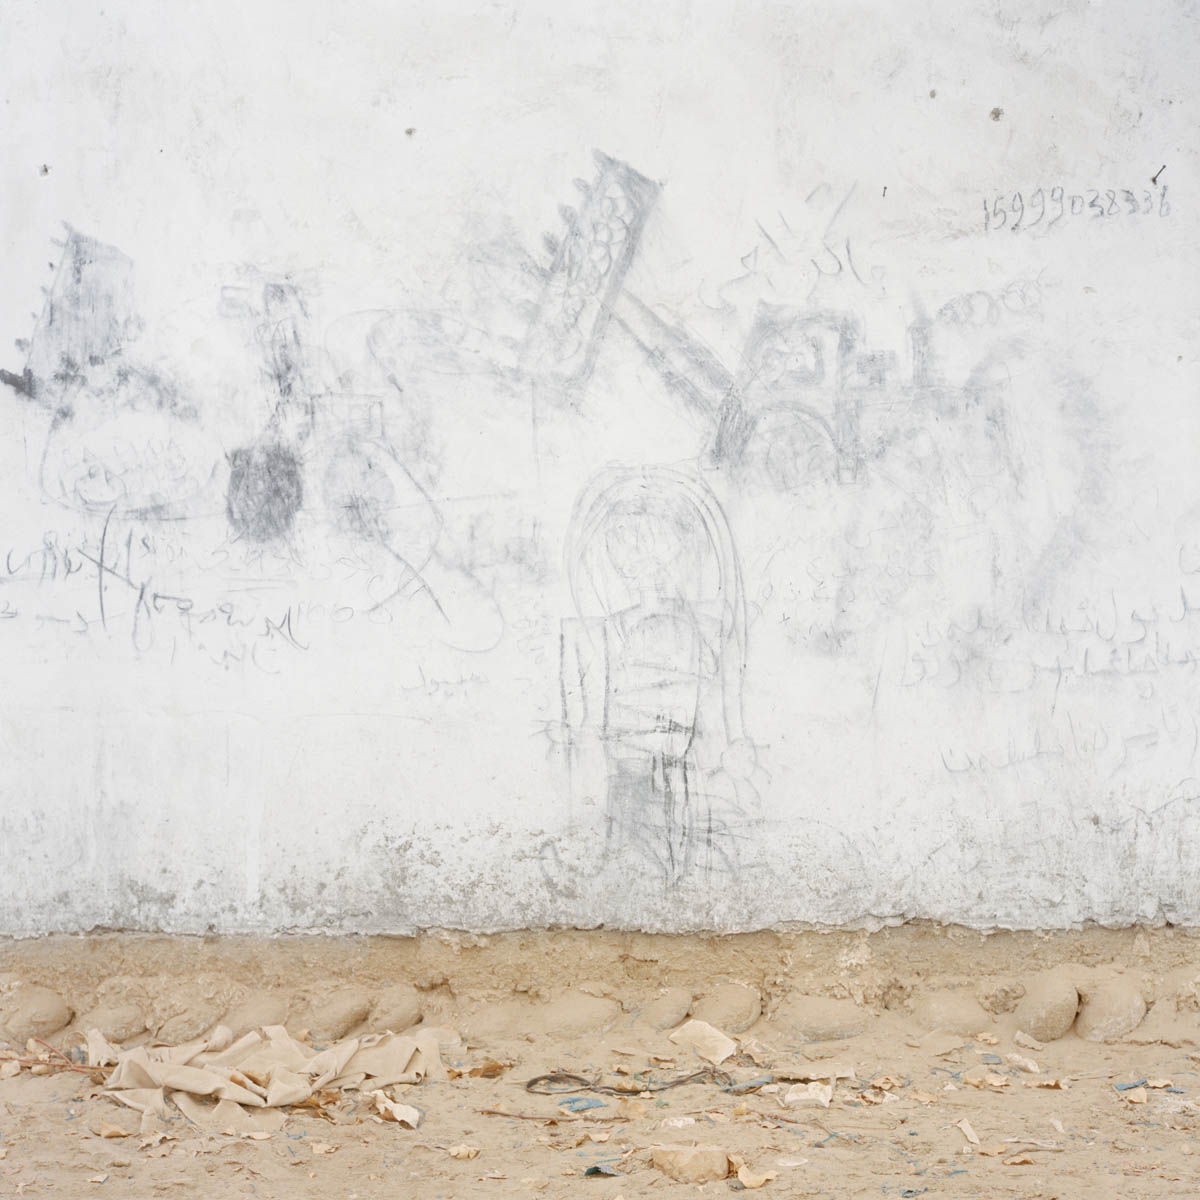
[523,153,660,396]
[605,292,895,492]
[608,291,732,425]
[2,227,139,409]
[714,306,879,485]
[226,442,305,542]
[560,465,763,886]
[0,228,219,522]
[316,412,449,622]
[0,224,514,663]
[258,280,316,426]
[564,180,892,493]
[224,276,318,543]
[0,146,1141,876]
[981,183,1170,232]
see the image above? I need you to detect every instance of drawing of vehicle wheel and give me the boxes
[746,408,839,492]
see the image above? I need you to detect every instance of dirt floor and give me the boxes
[1,925,1199,1198]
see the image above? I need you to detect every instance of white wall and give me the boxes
[1,0,1198,934]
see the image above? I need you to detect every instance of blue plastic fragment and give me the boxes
[559,1096,606,1112]
[1167,1087,1186,1094]
[981,1053,1003,1065]
[1114,1079,1148,1091]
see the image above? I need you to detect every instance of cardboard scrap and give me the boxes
[668,1020,737,1066]
[782,1081,832,1108]
[966,1072,1009,1089]
[1005,1053,1040,1074]
[775,1061,856,1083]
[729,1152,777,1189]
[468,1060,512,1079]
[650,1144,730,1184]
[955,1118,980,1145]
[921,1031,968,1056]
[86,1031,120,1068]
[100,1024,448,1126]
[739,1039,772,1067]
[370,1090,422,1127]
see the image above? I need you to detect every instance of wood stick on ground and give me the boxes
[478,1108,632,1124]
[34,1038,75,1065]
[3,1057,106,1076]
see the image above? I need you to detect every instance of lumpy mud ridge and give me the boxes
[1,928,1199,1195]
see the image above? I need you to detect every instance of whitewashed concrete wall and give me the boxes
[1,0,1198,934]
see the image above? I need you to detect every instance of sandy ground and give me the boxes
[1,926,1199,1197]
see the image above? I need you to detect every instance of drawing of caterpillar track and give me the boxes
[522,151,660,391]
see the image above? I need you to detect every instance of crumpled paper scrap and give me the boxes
[101,1023,449,1127]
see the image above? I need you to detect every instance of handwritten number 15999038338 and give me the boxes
[982,185,1170,232]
